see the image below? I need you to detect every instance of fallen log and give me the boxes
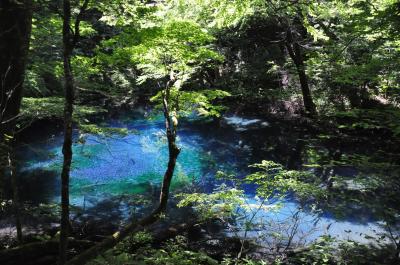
[65,209,161,265]
[1,220,222,265]
[0,221,190,265]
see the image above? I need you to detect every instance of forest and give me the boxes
[0,0,400,264]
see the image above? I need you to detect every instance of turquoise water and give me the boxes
[14,110,399,244]
[17,113,237,206]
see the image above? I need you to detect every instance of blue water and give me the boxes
[16,111,248,204]
[14,110,395,244]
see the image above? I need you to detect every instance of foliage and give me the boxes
[288,236,400,265]
[135,243,215,265]
[246,160,325,202]
[98,0,158,27]
[89,235,217,265]
[150,88,230,117]
[331,107,400,136]
[19,98,129,138]
[176,184,245,222]
[304,0,400,108]
[288,235,336,265]
[78,124,128,138]
[19,97,104,122]
[117,231,154,253]
[99,13,229,117]
[25,11,63,96]
[221,258,268,265]
[168,0,400,110]
[25,0,400,112]
[164,0,256,29]
[99,19,222,75]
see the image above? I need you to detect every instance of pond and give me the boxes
[12,107,400,245]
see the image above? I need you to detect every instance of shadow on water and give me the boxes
[4,169,60,204]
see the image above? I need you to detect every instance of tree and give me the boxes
[303,0,400,109]
[64,12,228,264]
[166,0,318,115]
[246,0,318,115]
[283,15,317,116]
[0,0,33,136]
[0,0,33,244]
[59,0,90,263]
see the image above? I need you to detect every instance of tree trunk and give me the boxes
[285,43,316,116]
[285,27,316,116]
[0,0,32,200]
[0,0,32,243]
[8,149,23,244]
[60,0,74,264]
[157,91,180,212]
[0,0,32,130]
[59,0,90,263]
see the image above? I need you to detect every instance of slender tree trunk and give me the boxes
[285,42,316,116]
[59,1,90,262]
[293,43,316,115]
[8,149,23,243]
[157,90,180,212]
[59,0,74,264]
[285,27,316,116]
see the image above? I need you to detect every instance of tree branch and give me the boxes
[72,0,90,47]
